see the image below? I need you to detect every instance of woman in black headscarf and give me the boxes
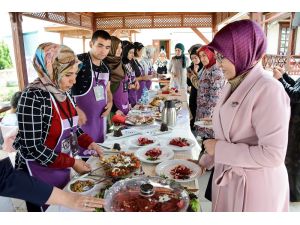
[187,44,203,130]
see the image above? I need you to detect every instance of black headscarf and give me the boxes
[122,42,142,77]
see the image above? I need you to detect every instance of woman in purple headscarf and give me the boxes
[197,20,290,211]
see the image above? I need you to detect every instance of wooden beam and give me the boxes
[263,12,290,24]
[94,12,213,18]
[250,12,263,25]
[191,28,209,44]
[112,29,122,38]
[9,12,28,90]
[212,12,218,37]
[108,29,117,35]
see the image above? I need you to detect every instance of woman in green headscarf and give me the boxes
[168,43,190,90]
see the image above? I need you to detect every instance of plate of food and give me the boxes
[127,135,159,148]
[161,137,196,151]
[103,176,189,212]
[67,178,97,195]
[126,115,155,126]
[194,119,213,129]
[155,159,201,183]
[140,123,173,136]
[135,146,174,164]
[106,127,140,140]
[101,152,141,178]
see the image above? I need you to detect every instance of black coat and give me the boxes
[279,73,300,201]
[187,63,203,129]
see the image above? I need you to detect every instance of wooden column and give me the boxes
[286,13,297,73]
[212,13,218,37]
[82,36,86,53]
[60,33,64,45]
[9,12,28,90]
[92,15,97,33]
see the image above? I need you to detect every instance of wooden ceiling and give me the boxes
[21,12,239,31]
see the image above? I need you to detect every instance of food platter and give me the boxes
[134,146,174,164]
[155,159,201,183]
[161,137,196,151]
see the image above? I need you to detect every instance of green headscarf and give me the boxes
[174,43,187,68]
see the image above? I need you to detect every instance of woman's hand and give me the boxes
[203,139,217,156]
[76,106,87,126]
[115,110,124,116]
[101,101,112,117]
[194,65,199,73]
[134,80,140,90]
[273,69,282,80]
[72,159,91,174]
[47,187,105,212]
[187,159,206,175]
[69,194,105,212]
[88,142,104,158]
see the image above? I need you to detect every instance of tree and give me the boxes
[0,41,13,70]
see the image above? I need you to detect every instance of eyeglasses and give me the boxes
[215,52,225,63]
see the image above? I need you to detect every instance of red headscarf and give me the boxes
[197,45,216,69]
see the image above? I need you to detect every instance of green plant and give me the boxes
[0,41,13,70]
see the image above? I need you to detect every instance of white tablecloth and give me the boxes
[47,89,201,212]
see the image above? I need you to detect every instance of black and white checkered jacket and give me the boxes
[13,88,84,169]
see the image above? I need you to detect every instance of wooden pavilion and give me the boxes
[8,12,300,92]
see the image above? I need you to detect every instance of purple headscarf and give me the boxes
[207,19,267,76]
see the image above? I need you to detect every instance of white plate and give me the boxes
[134,146,174,164]
[194,120,213,129]
[155,159,201,183]
[161,137,196,151]
[106,128,140,140]
[126,135,159,148]
[97,142,128,153]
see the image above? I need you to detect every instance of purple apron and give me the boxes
[136,66,146,101]
[113,73,130,115]
[75,61,109,156]
[145,66,153,90]
[128,70,138,107]
[25,93,78,211]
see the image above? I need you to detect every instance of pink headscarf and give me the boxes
[208,19,267,76]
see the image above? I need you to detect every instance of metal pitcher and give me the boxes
[161,100,177,127]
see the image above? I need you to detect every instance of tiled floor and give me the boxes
[1,149,300,212]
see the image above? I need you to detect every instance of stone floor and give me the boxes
[1,149,300,212]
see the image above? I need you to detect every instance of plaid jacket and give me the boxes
[13,88,85,169]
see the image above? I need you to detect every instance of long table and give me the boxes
[47,89,201,212]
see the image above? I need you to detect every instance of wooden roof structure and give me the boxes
[8,12,299,91]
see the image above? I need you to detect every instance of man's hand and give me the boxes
[101,101,112,117]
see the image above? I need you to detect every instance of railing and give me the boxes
[262,54,300,75]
